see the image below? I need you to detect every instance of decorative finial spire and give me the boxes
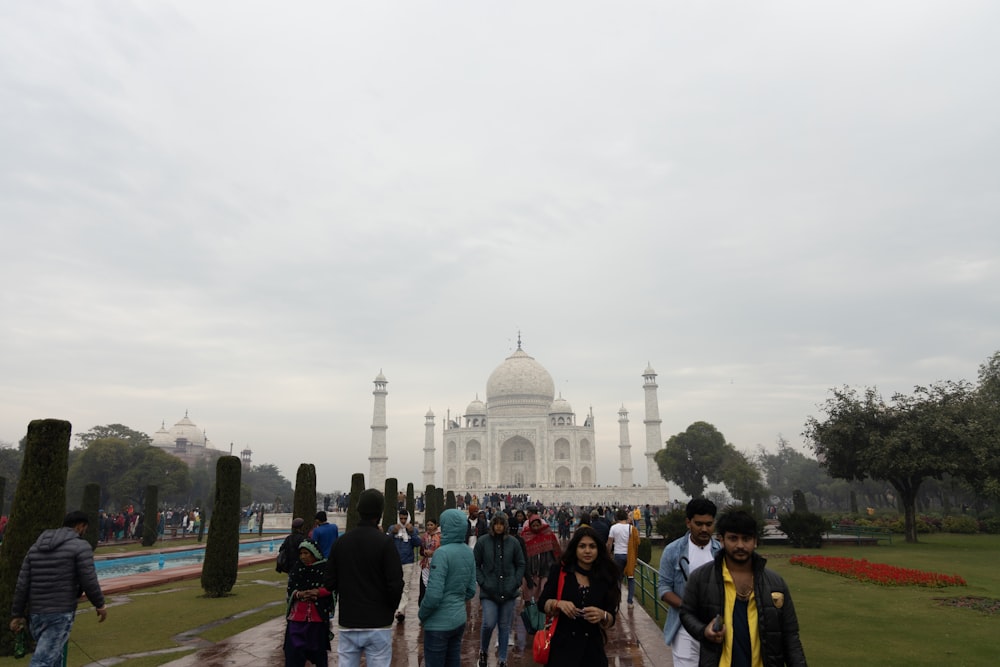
[517,330,522,350]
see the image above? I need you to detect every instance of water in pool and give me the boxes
[95,541,275,580]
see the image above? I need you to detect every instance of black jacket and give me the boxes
[276,531,306,574]
[323,522,403,628]
[474,532,526,602]
[680,551,807,667]
[12,527,104,616]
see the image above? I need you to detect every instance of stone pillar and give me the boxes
[369,371,389,491]
[423,409,436,487]
[643,364,666,488]
[618,405,634,488]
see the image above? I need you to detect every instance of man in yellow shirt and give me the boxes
[679,511,807,667]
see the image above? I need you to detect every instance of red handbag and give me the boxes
[532,570,567,665]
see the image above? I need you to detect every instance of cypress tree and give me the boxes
[0,419,72,656]
[406,483,415,520]
[0,476,6,518]
[445,490,456,509]
[792,489,809,514]
[436,488,444,518]
[142,485,159,547]
[81,483,101,550]
[201,457,242,597]
[383,478,398,531]
[293,464,317,527]
[346,473,365,531]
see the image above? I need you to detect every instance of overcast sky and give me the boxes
[2,1,998,496]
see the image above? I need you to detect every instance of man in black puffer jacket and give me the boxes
[680,511,807,667]
[10,511,108,666]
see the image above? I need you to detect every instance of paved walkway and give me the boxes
[154,563,673,666]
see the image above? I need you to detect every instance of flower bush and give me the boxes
[789,555,966,587]
[941,515,979,534]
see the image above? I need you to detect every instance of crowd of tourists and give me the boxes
[277,495,654,667]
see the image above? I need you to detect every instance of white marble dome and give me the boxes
[153,412,211,447]
[465,397,486,415]
[486,348,555,415]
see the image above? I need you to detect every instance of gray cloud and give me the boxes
[2,1,998,493]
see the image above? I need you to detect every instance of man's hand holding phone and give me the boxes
[705,614,725,643]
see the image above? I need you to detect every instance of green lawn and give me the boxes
[0,563,288,667]
[641,534,999,667]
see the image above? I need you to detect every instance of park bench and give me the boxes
[829,523,893,545]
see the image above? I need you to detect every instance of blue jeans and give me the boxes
[28,612,74,667]
[423,623,465,667]
[480,598,516,661]
[337,628,392,667]
[614,554,635,604]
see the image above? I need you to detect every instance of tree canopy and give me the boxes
[243,463,294,505]
[805,381,979,543]
[719,446,768,509]
[655,421,765,504]
[960,352,1000,501]
[75,423,152,448]
[66,438,190,510]
[757,437,828,506]
[655,421,729,497]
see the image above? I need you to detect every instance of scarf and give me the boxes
[286,559,332,621]
[524,522,560,559]
[624,525,640,576]
[395,511,411,542]
[419,527,441,569]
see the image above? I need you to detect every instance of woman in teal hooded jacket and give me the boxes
[418,508,477,667]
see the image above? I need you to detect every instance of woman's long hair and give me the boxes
[561,526,621,611]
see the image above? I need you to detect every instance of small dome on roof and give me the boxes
[161,412,210,448]
[465,397,486,415]
[550,395,573,414]
[151,420,172,447]
[643,363,657,376]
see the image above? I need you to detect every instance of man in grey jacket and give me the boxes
[10,511,108,666]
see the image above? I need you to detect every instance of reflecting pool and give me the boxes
[95,541,275,580]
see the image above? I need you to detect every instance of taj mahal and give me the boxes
[368,339,670,506]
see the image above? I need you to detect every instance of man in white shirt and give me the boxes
[657,499,721,667]
[607,509,639,607]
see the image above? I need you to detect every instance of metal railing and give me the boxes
[633,559,670,624]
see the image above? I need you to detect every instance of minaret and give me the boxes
[369,370,389,490]
[423,408,436,487]
[643,363,666,487]
[618,405,634,488]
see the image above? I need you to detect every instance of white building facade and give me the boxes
[442,344,596,490]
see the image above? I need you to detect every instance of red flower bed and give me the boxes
[789,555,966,587]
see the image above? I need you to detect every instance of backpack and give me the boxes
[276,540,290,573]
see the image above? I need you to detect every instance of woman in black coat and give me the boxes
[538,526,620,667]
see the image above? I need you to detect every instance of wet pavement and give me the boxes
[156,563,674,666]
